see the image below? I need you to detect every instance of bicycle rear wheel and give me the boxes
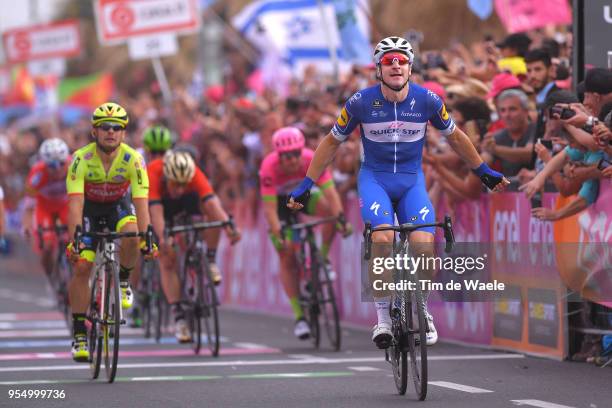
[103,263,121,383]
[306,259,321,349]
[407,276,428,400]
[199,260,220,357]
[88,271,102,380]
[316,255,341,351]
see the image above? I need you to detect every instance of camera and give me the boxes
[549,106,576,120]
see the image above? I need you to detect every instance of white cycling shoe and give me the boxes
[425,312,438,346]
[372,322,393,349]
[294,318,310,340]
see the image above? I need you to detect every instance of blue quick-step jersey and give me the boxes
[331,83,456,173]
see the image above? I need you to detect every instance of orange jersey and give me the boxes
[147,158,215,204]
[26,161,69,213]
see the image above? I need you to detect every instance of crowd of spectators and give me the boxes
[0,25,611,363]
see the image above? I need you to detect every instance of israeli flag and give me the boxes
[233,0,371,76]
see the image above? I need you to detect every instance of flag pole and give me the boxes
[316,0,339,84]
[151,56,176,131]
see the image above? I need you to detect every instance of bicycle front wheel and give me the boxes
[103,263,121,383]
[390,294,408,395]
[199,260,220,357]
[407,277,428,400]
[88,272,102,380]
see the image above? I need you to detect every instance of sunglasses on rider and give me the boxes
[97,122,125,132]
[280,149,302,159]
[380,53,410,66]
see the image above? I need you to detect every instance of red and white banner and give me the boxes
[94,0,200,44]
[495,0,572,33]
[2,20,81,64]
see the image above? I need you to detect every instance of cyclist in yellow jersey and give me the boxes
[66,102,154,362]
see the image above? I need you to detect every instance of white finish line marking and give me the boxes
[511,400,576,408]
[348,366,381,372]
[429,381,493,393]
[0,353,524,373]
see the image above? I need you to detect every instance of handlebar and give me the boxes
[282,215,340,232]
[73,224,155,253]
[363,215,455,260]
[166,216,235,237]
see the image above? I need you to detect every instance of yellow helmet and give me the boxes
[92,102,129,127]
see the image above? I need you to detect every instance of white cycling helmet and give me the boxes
[39,138,69,165]
[374,36,414,65]
[163,150,196,184]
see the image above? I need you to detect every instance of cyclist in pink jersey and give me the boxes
[259,127,349,340]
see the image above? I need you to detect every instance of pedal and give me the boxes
[385,349,390,362]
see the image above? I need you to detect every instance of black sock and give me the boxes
[72,313,87,338]
[206,248,217,264]
[119,265,133,282]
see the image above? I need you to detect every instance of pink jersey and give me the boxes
[259,148,333,198]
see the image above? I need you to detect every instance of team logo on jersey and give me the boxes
[427,90,440,100]
[371,110,388,118]
[410,98,416,111]
[84,152,93,161]
[113,175,125,182]
[401,111,422,118]
[123,153,131,163]
[116,168,127,173]
[439,104,449,121]
[348,92,362,105]
[71,157,81,174]
[336,107,349,127]
[372,99,383,109]
[136,169,143,185]
[262,177,272,187]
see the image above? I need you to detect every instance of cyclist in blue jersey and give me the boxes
[288,36,508,349]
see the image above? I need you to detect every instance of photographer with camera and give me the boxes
[519,95,605,221]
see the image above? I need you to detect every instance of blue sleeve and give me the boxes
[578,179,599,205]
[426,90,455,137]
[331,92,363,142]
[564,146,584,162]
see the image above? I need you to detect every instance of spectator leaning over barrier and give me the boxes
[530,90,582,195]
[482,89,535,186]
[520,107,604,221]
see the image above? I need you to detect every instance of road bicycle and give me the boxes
[363,216,454,400]
[75,223,154,383]
[285,215,349,351]
[167,218,235,356]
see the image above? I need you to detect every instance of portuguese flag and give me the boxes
[58,72,114,108]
